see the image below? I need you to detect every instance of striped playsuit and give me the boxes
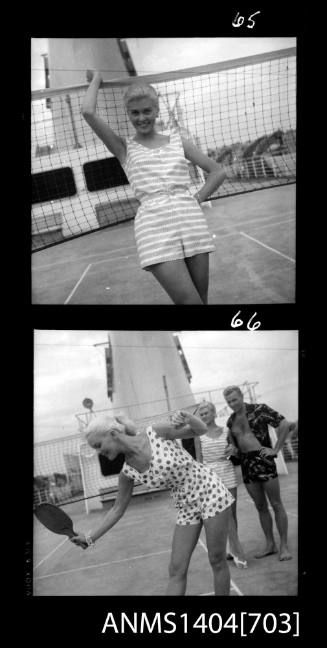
[122,129,216,269]
[200,429,237,490]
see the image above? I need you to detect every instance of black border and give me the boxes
[21,5,313,644]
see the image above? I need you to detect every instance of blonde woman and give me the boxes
[71,410,234,595]
[82,71,226,304]
[196,401,247,568]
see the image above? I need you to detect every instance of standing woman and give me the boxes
[81,71,227,304]
[71,410,234,595]
[196,401,248,568]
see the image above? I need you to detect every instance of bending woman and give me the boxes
[81,71,227,304]
[195,401,247,568]
[71,410,234,595]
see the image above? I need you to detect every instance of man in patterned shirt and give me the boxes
[224,385,292,562]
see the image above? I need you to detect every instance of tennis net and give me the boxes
[32,48,296,252]
[33,384,244,511]
[32,47,296,251]
[34,407,197,513]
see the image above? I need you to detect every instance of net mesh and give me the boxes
[33,410,188,509]
[32,48,296,251]
[33,382,298,509]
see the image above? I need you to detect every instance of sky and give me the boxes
[31,37,296,91]
[126,37,296,75]
[34,330,298,443]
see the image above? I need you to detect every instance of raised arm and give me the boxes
[181,138,227,203]
[153,409,208,440]
[71,471,134,548]
[81,70,126,164]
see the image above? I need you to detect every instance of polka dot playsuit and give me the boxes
[122,426,234,525]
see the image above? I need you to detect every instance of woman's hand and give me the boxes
[172,409,191,428]
[70,533,89,550]
[260,447,277,458]
[115,413,137,436]
[225,443,239,458]
[86,69,103,85]
[172,409,206,432]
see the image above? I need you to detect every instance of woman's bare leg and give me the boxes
[203,508,230,595]
[226,488,247,563]
[185,253,209,304]
[149,259,204,304]
[166,522,202,595]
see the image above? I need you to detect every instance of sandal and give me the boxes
[231,554,248,569]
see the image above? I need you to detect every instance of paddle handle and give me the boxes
[67,529,78,538]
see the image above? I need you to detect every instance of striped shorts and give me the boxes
[134,192,216,269]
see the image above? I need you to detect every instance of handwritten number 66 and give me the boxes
[231,311,261,331]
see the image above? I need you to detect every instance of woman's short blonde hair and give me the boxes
[85,414,136,441]
[123,83,159,109]
[198,401,217,416]
[85,416,115,441]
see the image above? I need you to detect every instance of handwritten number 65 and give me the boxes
[232,11,261,29]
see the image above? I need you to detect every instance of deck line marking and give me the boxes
[64,264,92,304]
[240,232,295,263]
[34,245,136,270]
[34,549,171,579]
[92,253,138,266]
[215,210,294,231]
[87,220,296,270]
[247,218,294,230]
[34,537,68,570]
[33,212,294,271]
[34,218,295,286]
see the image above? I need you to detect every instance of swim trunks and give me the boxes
[240,449,278,484]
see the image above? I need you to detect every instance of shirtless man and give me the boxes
[223,386,292,562]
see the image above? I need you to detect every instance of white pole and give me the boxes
[78,448,89,514]
[269,426,288,475]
